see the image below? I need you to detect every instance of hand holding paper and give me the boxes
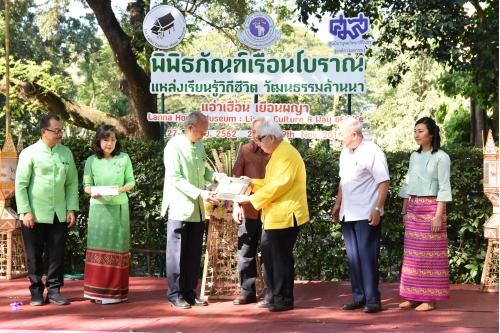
[201,190,219,204]
[214,172,228,184]
[91,186,119,197]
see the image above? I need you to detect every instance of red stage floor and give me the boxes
[0,277,498,333]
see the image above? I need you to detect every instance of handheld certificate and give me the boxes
[215,177,251,200]
[91,186,119,196]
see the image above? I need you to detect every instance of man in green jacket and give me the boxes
[161,112,224,309]
[15,114,79,306]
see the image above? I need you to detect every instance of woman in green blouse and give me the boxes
[83,125,135,304]
[398,117,452,312]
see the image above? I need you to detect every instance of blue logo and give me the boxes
[329,13,370,40]
[327,13,373,54]
[238,12,281,49]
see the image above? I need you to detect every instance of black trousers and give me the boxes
[341,218,382,304]
[166,219,205,301]
[237,217,269,298]
[21,215,68,296]
[261,219,300,306]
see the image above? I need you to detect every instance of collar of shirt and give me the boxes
[250,141,268,155]
[178,132,197,146]
[348,137,367,154]
[37,139,59,152]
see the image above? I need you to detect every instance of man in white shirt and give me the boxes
[332,117,390,313]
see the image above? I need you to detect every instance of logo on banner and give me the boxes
[237,12,281,49]
[143,5,186,49]
[327,13,373,55]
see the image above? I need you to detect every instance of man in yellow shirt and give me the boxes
[236,118,309,312]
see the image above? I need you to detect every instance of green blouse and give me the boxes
[399,149,452,202]
[83,153,136,205]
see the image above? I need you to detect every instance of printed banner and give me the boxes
[164,129,343,140]
[150,49,366,98]
[148,110,364,125]
[148,100,363,125]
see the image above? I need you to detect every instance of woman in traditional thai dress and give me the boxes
[398,117,452,312]
[83,125,135,304]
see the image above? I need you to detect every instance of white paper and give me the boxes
[91,186,119,196]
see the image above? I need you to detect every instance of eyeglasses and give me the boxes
[193,125,210,136]
[257,135,269,142]
[44,128,63,135]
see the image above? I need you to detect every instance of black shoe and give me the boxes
[233,295,257,305]
[46,293,69,306]
[30,294,44,306]
[342,300,366,310]
[268,303,294,312]
[168,298,191,309]
[185,297,208,306]
[257,299,274,308]
[363,301,382,313]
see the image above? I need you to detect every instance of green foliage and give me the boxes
[437,101,472,148]
[75,44,130,116]
[206,142,241,177]
[364,55,472,151]
[296,0,498,142]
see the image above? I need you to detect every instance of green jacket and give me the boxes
[161,133,214,221]
[15,139,79,223]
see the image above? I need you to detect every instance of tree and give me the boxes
[1,0,295,139]
[364,56,465,151]
[295,0,499,147]
[0,0,131,136]
[1,1,159,139]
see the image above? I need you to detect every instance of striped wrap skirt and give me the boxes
[399,196,450,301]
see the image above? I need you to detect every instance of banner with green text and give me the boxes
[150,49,366,98]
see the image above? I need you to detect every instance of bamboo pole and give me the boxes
[5,0,10,136]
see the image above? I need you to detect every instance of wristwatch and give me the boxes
[374,207,381,213]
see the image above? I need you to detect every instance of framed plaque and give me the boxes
[215,177,251,200]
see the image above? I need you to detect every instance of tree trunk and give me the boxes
[3,78,138,137]
[3,0,161,140]
[86,0,160,140]
[493,95,499,141]
[470,98,488,148]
